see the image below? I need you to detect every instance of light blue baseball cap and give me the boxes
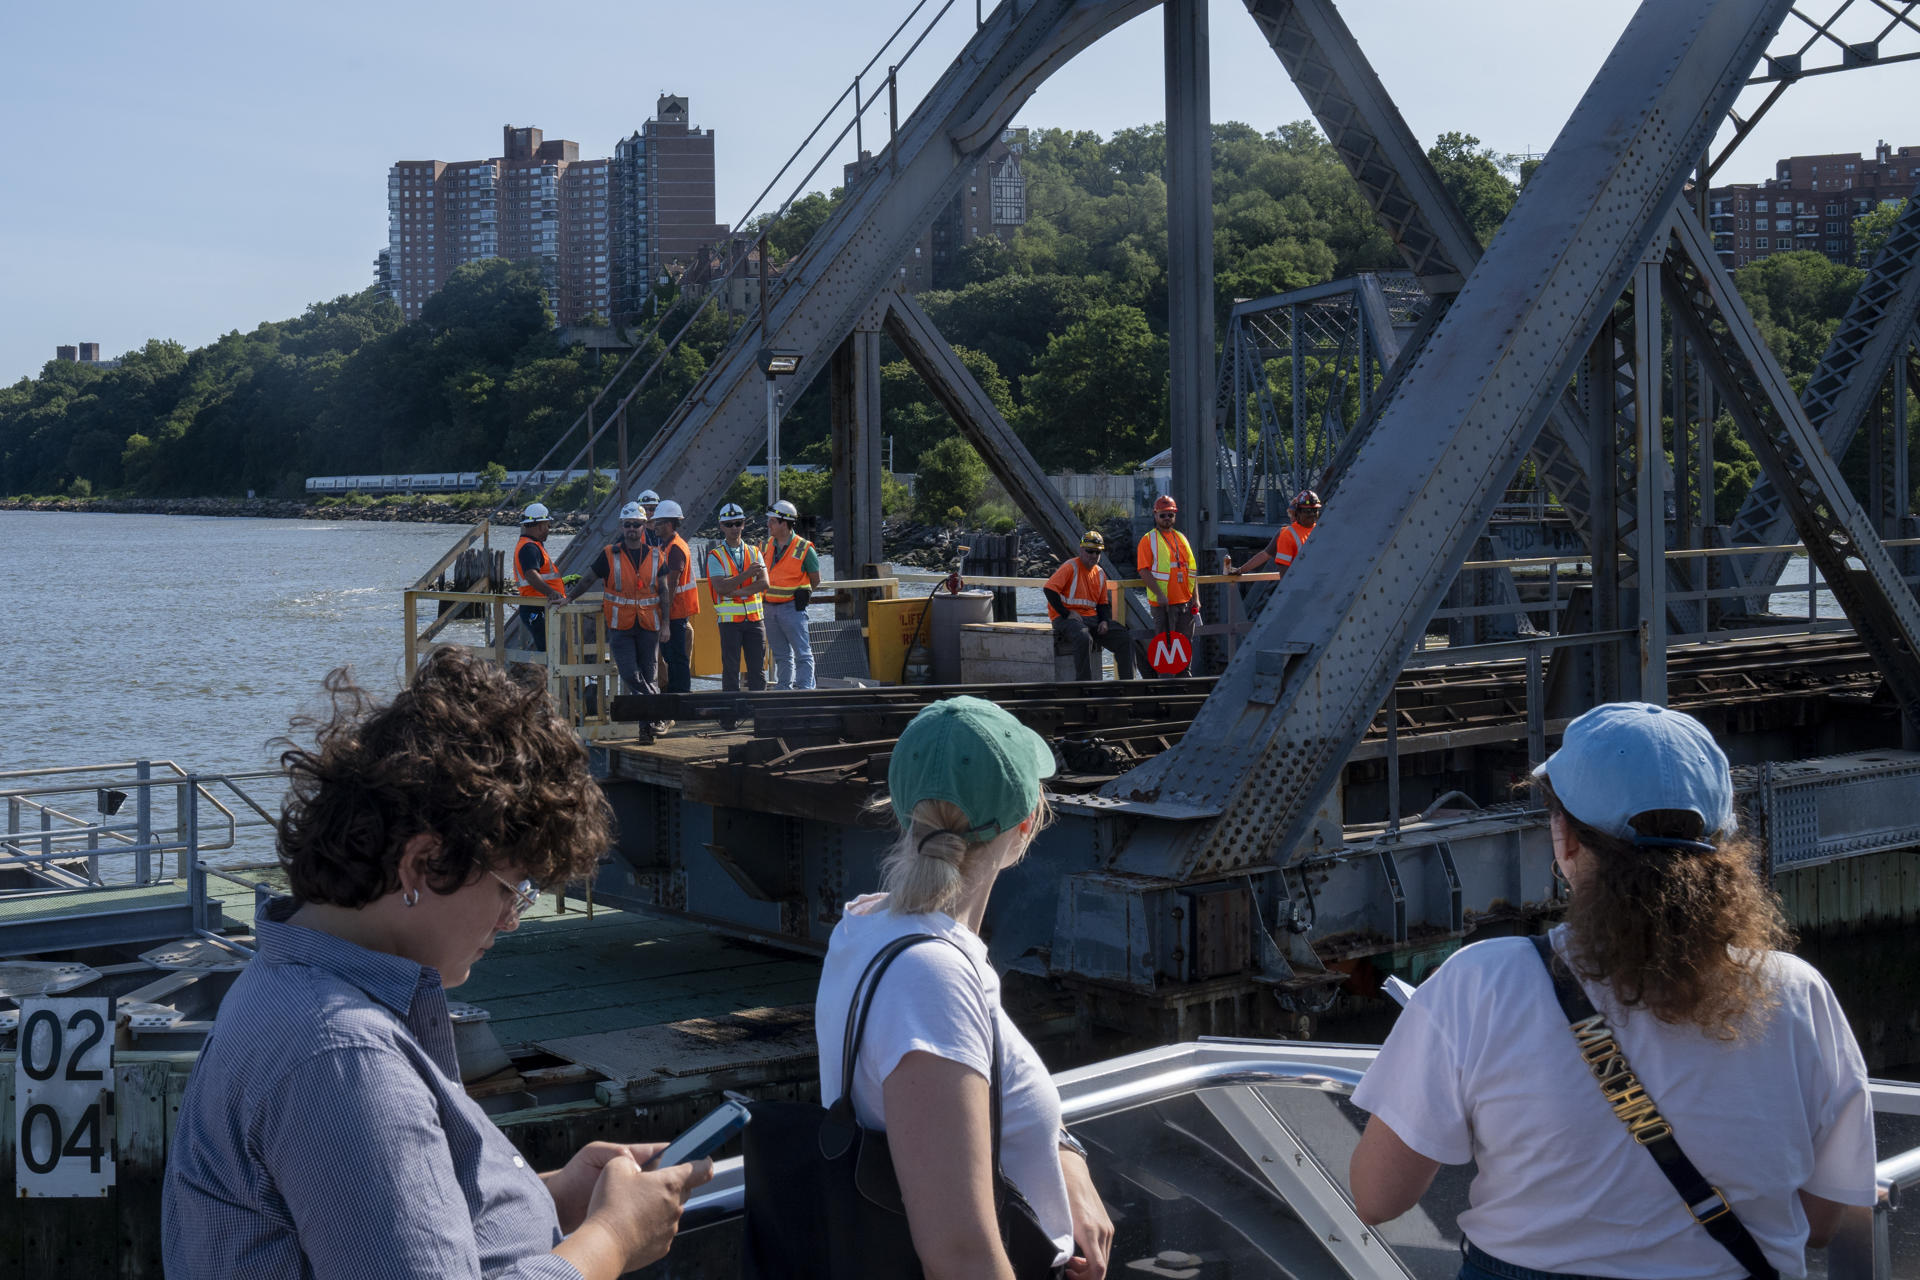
[1533,702,1735,841]
[888,696,1056,841]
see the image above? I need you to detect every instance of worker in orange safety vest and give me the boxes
[1228,489,1321,583]
[649,499,700,695]
[1044,530,1134,681]
[513,502,566,653]
[1135,493,1198,677]
[705,502,768,699]
[564,500,661,698]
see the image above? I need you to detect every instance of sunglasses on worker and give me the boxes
[721,520,745,528]
[621,520,646,529]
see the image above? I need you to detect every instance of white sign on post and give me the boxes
[15,996,115,1197]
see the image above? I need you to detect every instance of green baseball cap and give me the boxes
[888,696,1057,841]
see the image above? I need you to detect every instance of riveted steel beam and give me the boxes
[556,0,1159,569]
[882,290,1083,561]
[1096,0,1794,879]
[1726,182,1920,601]
[1244,0,1612,567]
[1661,209,1920,729]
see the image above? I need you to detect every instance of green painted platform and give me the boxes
[459,899,822,1048]
[200,868,823,1054]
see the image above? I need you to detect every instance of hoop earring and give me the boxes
[403,889,420,908]
[1550,860,1570,900]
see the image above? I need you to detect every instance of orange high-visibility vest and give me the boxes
[1044,557,1107,620]
[667,533,701,619]
[1138,528,1195,605]
[705,542,765,622]
[763,535,815,604]
[1270,521,1314,568]
[603,543,659,631]
[516,535,564,599]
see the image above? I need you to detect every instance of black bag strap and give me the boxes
[839,932,1011,1190]
[1530,936,1778,1280]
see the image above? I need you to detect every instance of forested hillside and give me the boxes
[0,121,1891,511]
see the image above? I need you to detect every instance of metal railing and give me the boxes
[404,575,907,738]
[670,1038,1916,1280]
[0,762,284,956]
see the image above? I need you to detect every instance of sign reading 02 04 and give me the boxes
[15,996,115,1197]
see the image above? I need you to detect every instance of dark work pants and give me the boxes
[517,605,546,653]
[717,619,768,692]
[1052,613,1134,680]
[662,616,692,693]
[1138,603,1197,677]
[606,625,658,696]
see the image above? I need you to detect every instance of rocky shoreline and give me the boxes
[0,496,1130,575]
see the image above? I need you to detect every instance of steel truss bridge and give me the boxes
[417,0,1920,1048]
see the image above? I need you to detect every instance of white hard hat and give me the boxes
[521,502,551,523]
[718,503,746,521]
[636,489,661,505]
[653,499,685,521]
[618,501,645,521]
[768,499,800,520]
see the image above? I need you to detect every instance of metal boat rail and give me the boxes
[664,1040,1920,1280]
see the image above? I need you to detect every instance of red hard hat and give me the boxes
[1290,489,1322,510]
[1153,494,1178,513]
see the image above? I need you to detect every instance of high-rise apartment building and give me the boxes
[1709,139,1919,270]
[608,97,731,320]
[385,102,725,327]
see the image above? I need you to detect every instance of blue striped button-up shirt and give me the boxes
[162,897,579,1279]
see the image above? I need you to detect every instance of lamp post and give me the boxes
[759,346,801,509]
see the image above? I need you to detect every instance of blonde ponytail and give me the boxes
[880,800,976,916]
[878,794,1054,917]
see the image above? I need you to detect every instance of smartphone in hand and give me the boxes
[653,1095,753,1167]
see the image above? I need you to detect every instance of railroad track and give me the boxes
[636,632,1880,761]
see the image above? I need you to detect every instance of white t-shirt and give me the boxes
[814,894,1074,1262]
[1352,924,1874,1279]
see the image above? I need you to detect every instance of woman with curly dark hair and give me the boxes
[1348,702,1874,1280]
[163,649,710,1280]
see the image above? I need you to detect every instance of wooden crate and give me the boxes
[959,623,1055,684]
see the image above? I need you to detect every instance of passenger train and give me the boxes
[303,468,619,496]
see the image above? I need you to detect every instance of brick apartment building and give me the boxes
[844,127,1029,291]
[1710,139,1920,271]
[382,98,726,327]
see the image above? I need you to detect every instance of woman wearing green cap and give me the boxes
[813,695,1112,1279]
[1347,702,1873,1280]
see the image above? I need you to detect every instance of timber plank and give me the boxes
[116,1060,170,1280]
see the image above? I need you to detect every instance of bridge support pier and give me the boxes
[830,321,885,620]
[1164,0,1219,665]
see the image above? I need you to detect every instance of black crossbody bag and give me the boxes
[742,932,1062,1279]
[1531,936,1779,1280]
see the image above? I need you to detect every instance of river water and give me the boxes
[0,510,894,784]
[4,508,1843,776]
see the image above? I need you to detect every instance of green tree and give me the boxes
[915,435,989,519]
[1427,132,1517,247]
[1732,251,1862,387]
[1015,302,1168,471]
[1853,198,1908,263]
[881,346,1013,468]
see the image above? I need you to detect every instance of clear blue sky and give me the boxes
[3,0,1912,385]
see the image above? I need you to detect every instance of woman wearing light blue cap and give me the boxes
[1348,702,1874,1280]
[808,696,1112,1278]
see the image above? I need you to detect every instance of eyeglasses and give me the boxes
[621,521,646,529]
[1155,512,1176,519]
[720,520,745,528]
[488,869,539,920]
